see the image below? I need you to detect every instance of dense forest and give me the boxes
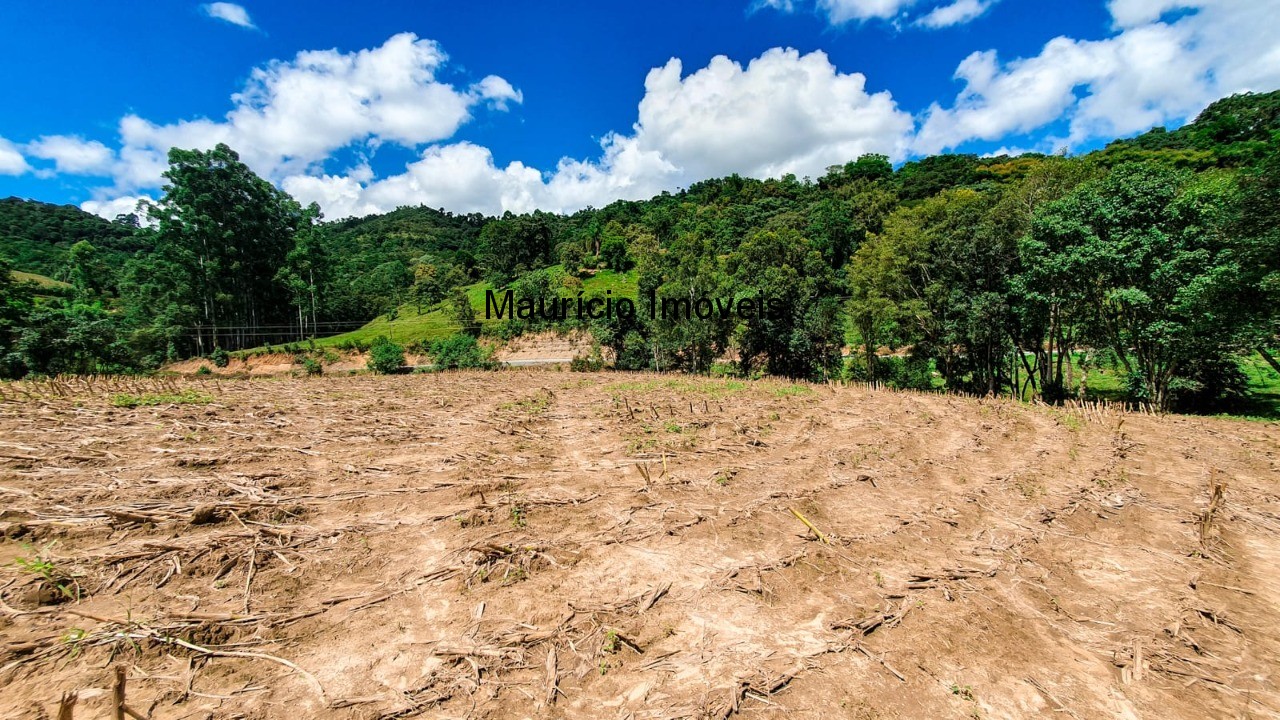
[1,90,1278,413]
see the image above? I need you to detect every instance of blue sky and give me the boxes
[1,0,1277,219]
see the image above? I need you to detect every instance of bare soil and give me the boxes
[492,331,594,363]
[1,372,1278,719]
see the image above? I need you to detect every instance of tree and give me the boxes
[276,203,329,339]
[410,262,443,313]
[1230,138,1280,373]
[730,228,844,379]
[139,143,305,354]
[0,256,34,378]
[11,301,135,376]
[599,235,630,271]
[847,230,921,385]
[66,241,112,300]
[479,211,555,285]
[448,287,479,337]
[1031,163,1246,410]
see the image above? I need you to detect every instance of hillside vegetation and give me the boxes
[0,196,144,278]
[1,90,1279,415]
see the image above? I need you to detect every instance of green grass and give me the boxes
[288,267,639,350]
[111,389,214,408]
[11,270,71,289]
[772,383,814,397]
[1232,352,1280,420]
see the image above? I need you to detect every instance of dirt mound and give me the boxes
[493,330,595,362]
[1,373,1278,718]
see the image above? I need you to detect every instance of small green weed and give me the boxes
[112,389,213,408]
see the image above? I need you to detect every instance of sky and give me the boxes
[1,0,1278,220]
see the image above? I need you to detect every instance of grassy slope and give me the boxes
[311,267,638,348]
[11,270,71,289]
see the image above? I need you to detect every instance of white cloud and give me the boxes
[915,0,1280,154]
[633,49,911,179]
[102,32,520,193]
[1107,0,1193,28]
[202,2,256,29]
[915,0,995,28]
[81,194,153,220]
[0,136,29,176]
[758,0,996,27]
[281,47,913,218]
[818,0,915,22]
[76,1,1280,222]
[25,135,114,175]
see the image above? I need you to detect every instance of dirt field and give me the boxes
[1,372,1278,719]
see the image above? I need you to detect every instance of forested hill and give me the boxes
[0,197,145,279]
[1100,90,1280,166]
[319,204,488,321]
[0,89,1278,416]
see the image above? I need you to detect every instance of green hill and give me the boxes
[0,196,147,277]
[1100,89,1280,167]
[308,267,637,349]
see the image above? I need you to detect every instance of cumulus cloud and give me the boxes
[281,47,913,218]
[76,1,1280,221]
[26,135,114,175]
[0,136,29,176]
[818,0,917,22]
[102,32,520,193]
[202,2,256,29]
[915,0,996,28]
[633,49,911,179]
[81,195,153,220]
[915,0,1280,154]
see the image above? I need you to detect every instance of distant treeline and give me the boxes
[1,90,1278,412]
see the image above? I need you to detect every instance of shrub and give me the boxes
[195,365,212,376]
[430,334,496,370]
[211,348,230,368]
[367,336,406,374]
[846,354,933,390]
[298,356,323,376]
[1168,354,1250,413]
[486,319,524,341]
[600,236,630,270]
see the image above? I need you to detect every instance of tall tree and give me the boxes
[142,143,304,353]
[276,203,329,338]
